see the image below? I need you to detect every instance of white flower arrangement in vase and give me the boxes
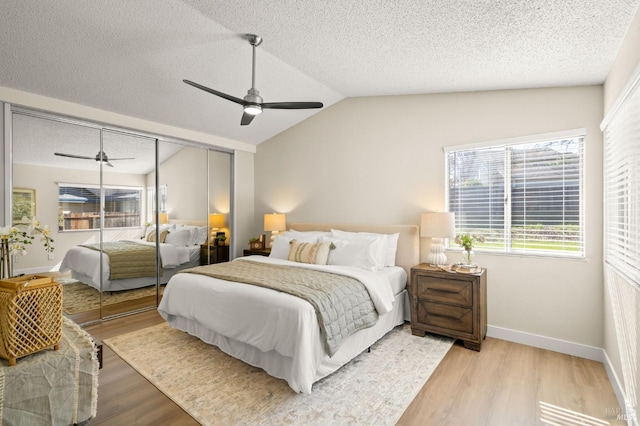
[0,217,54,278]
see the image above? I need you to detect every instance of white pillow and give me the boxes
[269,236,294,259]
[321,236,380,272]
[164,227,193,247]
[144,224,172,240]
[195,226,208,245]
[382,233,399,267]
[329,229,386,269]
[283,230,329,242]
[185,226,200,246]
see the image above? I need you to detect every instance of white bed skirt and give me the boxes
[69,258,198,292]
[162,290,406,394]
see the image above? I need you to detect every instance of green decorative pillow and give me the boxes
[288,239,332,265]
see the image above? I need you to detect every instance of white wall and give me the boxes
[153,145,209,221]
[12,163,145,272]
[233,150,254,259]
[255,86,604,348]
[602,5,640,404]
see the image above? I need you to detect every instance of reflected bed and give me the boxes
[60,222,206,292]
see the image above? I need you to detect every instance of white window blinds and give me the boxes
[604,82,640,284]
[602,67,640,425]
[446,133,585,257]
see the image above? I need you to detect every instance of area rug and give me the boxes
[104,323,454,425]
[59,279,163,314]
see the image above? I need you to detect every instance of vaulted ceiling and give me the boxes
[1,0,638,146]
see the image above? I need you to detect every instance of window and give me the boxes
[446,131,584,257]
[146,184,167,223]
[58,183,142,231]
[604,84,640,283]
[602,67,640,423]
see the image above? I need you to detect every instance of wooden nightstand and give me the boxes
[410,263,487,351]
[200,244,230,265]
[243,248,271,257]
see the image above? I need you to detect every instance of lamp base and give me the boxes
[427,237,448,266]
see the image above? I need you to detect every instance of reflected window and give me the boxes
[146,184,167,223]
[58,183,142,230]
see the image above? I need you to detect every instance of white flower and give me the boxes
[0,218,54,255]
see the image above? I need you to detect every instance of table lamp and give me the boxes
[264,213,286,248]
[158,212,169,225]
[421,212,456,265]
[208,213,225,244]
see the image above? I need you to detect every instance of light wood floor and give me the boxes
[83,310,624,425]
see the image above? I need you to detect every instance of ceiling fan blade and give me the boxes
[108,157,135,161]
[261,101,324,110]
[54,152,94,160]
[240,112,256,126]
[105,161,114,168]
[183,79,247,106]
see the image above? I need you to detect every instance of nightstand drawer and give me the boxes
[415,275,473,307]
[417,300,473,334]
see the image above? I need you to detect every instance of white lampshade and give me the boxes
[208,213,225,229]
[158,212,169,225]
[264,213,286,232]
[264,213,286,248]
[420,212,455,238]
[420,212,456,265]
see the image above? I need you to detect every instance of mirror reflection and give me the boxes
[10,111,232,324]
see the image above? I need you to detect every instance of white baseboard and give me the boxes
[487,325,603,361]
[602,350,635,424]
[11,266,56,276]
[487,325,630,418]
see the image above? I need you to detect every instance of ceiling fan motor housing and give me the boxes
[244,88,263,104]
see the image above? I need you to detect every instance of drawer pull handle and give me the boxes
[430,287,459,294]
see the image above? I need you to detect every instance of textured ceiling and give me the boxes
[12,113,185,175]
[1,0,639,146]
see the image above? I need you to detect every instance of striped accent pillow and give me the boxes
[288,239,332,265]
[146,229,169,243]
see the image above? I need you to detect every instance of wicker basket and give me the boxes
[0,275,62,366]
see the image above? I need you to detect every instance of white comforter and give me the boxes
[60,240,187,288]
[157,256,398,393]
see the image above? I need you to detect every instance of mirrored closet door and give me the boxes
[9,108,233,324]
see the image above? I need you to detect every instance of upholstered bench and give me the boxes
[0,316,99,425]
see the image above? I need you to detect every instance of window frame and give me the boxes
[444,129,586,259]
[58,182,144,232]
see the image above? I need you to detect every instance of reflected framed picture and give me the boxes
[12,188,36,225]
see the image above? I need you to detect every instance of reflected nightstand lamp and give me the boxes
[158,212,169,225]
[264,213,286,248]
[208,213,225,244]
[421,212,456,266]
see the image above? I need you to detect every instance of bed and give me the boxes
[158,223,419,394]
[59,222,205,292]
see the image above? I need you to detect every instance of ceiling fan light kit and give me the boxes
[184,34,323,126]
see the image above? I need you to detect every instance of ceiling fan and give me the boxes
[183,34,323,126]
[54,151,134,167]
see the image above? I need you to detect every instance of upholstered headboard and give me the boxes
[289,223,420,280]
[169,219,207,227]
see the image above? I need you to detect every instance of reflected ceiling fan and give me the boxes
[183,34,323,126]
[54,151,134,167]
